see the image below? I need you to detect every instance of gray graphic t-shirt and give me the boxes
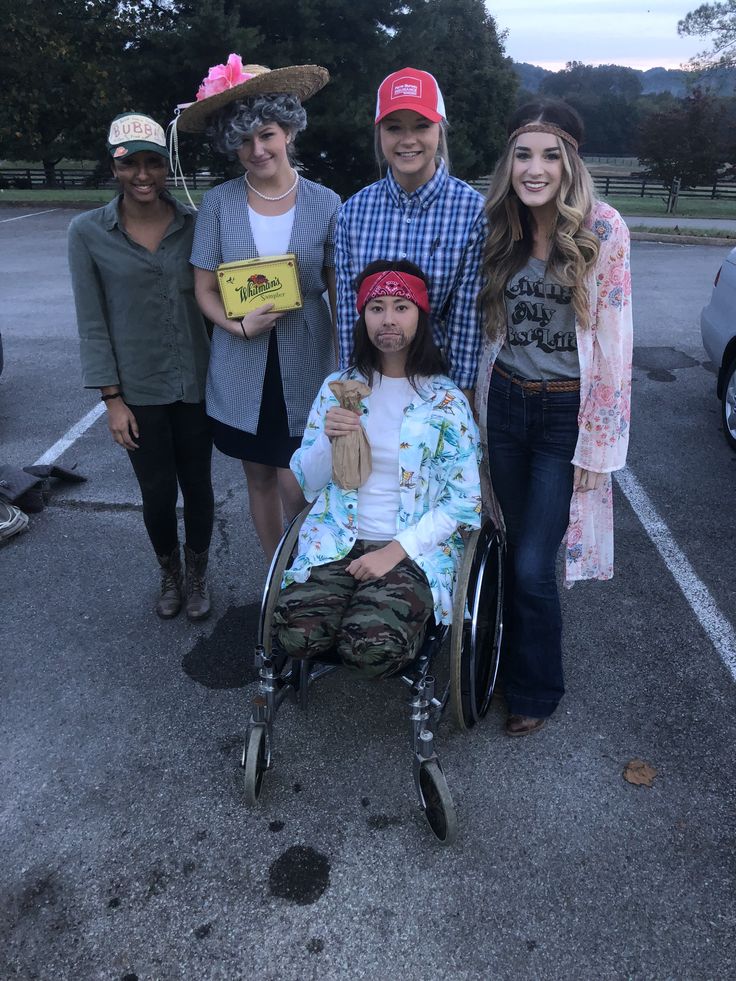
[497,256,579,381]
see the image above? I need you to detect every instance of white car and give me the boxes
[701,246,736,451]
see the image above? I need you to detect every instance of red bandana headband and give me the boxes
[508,122,579,153]
[356,271,430,314]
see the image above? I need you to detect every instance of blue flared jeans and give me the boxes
[486,369,580,719]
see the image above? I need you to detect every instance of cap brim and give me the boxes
[375,101,445,125]
[175,65,329,134]
[109,140,170,160]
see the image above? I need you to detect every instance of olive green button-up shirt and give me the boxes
[68,194,210,405]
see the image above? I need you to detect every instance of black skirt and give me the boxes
[210,331,301,469]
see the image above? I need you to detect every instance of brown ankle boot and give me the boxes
[184,544,210,621]
[155,547,183,619]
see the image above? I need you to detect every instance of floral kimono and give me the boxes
[476,201,633,583]
[285,371,482,624]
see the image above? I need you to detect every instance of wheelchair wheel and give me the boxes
[258,507,311,654]
[419,761,458,845]
[242,724,269,806]
[450,520,504,731]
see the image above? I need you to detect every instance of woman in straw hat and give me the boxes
[68,113,214,623]
[334,68,485,400]
[476,99,633,737]
[176,55,340,560]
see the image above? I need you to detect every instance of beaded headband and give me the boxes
[356,271,431,314]
[508,122,579,152]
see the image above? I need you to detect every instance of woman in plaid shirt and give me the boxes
[335,68,485,398]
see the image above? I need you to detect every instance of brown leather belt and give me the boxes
[493,362,581,393]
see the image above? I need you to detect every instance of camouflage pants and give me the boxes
[273,540,433,679]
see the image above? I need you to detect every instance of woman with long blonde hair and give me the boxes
[476,99,633,736]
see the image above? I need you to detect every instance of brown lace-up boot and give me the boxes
[155,546,183,619]
[184,544,211,621]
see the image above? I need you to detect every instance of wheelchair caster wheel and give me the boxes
[418,760,458,845]
[242,724,268,806]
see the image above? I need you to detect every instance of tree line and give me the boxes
[1,0,733,193]
[518,60,736,187]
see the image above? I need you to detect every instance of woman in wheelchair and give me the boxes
[272,259,482,679]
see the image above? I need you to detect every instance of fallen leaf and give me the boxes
[623,758,657,787]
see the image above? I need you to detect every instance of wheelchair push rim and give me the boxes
[450,520,504,730]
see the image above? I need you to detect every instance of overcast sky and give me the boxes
[487,1,705,71]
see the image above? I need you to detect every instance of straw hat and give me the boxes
[175,54,329,134]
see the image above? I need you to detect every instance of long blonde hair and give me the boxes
[479,100,600,342]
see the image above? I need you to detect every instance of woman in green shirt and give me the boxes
[68,113,214,622]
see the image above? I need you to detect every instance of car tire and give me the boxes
[722,355,736,452]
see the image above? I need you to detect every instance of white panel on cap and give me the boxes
[108,114,166,148]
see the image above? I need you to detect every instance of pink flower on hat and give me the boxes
[196,54,254,101]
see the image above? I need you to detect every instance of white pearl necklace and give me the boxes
[244,170,299,201]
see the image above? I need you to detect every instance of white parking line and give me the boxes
[615,466,736,682]
[0,209,58,223]
[33,403,106,466]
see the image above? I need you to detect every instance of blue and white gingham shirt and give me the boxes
[335,162,486,390]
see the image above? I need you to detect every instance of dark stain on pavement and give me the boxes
[268,846,330,905]
[193,922,212,939]
[1,869,71,940]
[182,602,261,689]
[306,937,325,954]
[145,866,168,898]
[269,820,285,833]
[633,346,699,382]
[367,814,403,831]
[121,974,139,981]
[218,734,243,756]
[293,782,302,793]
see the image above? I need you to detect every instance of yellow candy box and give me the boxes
[216,254,303,319]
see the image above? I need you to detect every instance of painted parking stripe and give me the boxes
[33,403,106,467]
[0,209,58,223]
[615,466,736,681]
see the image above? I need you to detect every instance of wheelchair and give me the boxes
[240,509,503,845]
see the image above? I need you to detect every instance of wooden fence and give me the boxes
[468,174,736,200]
[2,167,735,202]
[0,167,223,190]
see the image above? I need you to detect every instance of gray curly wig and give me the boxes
[207,93,307,160]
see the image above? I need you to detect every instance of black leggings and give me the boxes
[126,401,214,556]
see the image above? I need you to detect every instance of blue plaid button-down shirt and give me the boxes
[335,162,486,390]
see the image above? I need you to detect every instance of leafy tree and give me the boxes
[122,0,263,174]
[636,88,731,185]
[540,62,643,155]
[679,0,736,70]
[391,0,518,178]
[0,0,134,182]
[223,0,402,196]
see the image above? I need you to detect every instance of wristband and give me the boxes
[240,320,249,340]
[100,392,122,402]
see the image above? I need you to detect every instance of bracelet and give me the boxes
[239,320,249,340]
[100,392,122,402]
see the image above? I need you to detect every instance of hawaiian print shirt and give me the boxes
[476,201,633,584]
[284,371,482,624]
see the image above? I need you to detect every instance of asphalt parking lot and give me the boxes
[1,206,734,980]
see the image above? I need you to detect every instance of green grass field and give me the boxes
[628,224,736,239]
[601,194,736,219]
